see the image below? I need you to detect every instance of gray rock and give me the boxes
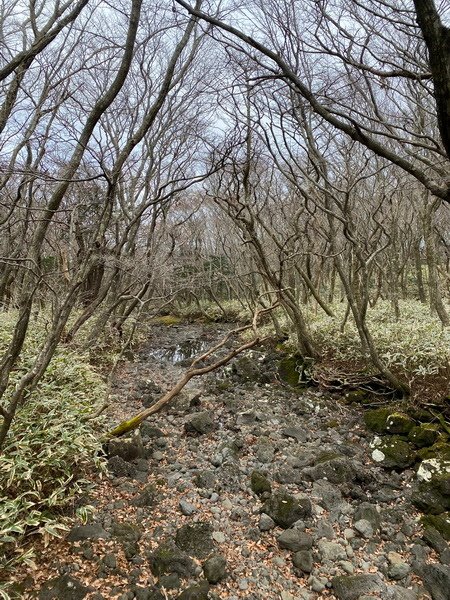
[261,491,312,529]
[177,581,210,599]
[255,440,275,463]
[331,574,385,600]
[277,529,313,552]
[175,522,214,559]
[304,458,356,484]
[354,503,381,531]
[413,561,450,600]
[203,555,227,584]
[67,523,109,542]
[292,550,313,573]
[259,513,275,531]
[318,540,347,561]
[179,500,196,516]
[185,412,215,435]
[282,426,308,443]
[354,519,374,539]
[38,575,92,599]
[194,470,216,489]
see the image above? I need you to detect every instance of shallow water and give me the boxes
[149,338,210,364]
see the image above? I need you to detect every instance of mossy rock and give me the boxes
[278,354,308,387]
[409,424,442,448]
[315,451,343,464]
[175,523,214,559]
[370,436,416,469]
[385,412,415,435]
[325,419,340,429]
[111,522,141,544]
[250,470,272,496]
[417,442,450,461]
[148,541,196,577]
[364,408,395,434]
[178,581,210,600]
[342,389,371,405]
[412,462,450,514]
[231,356,260,382]
[261,491,312,529]
[421,513,450,541]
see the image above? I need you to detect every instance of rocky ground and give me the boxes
[17,324,450,600]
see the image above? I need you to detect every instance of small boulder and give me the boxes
[203,555,227,584]
[318,541,347,562]
[370,436,416,469]
[413,561,450,600]
[277,529,313,552]
[184,412,215,435]
[175,523,214,559]
[132,484,157,507]
[107,455,138,478]
[147,541,196,577]
[259,513,275,531]
[292,550,313,573]
[38,575,92,600]
[261,491,312,529]
[107,431,145,461]
[364,408,395,434]
[177,581,210,600]
[331,574,385,600]
[353,503,381,531]
[409,424,441,448]
[67,523,109,542]
[250,470,272,496]
[385,412,415,435]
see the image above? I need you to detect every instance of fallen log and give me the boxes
[104,302,279,439]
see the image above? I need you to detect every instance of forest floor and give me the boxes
[13,323,449,600]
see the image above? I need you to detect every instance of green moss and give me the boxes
[421,513,450,540]
[385,412,415,435]
[278,354,306,387]
[154,315,182,326]
[372,436,416,469]
[342,389,370,405]
[325,419,340,429]
[408,424,441,448]
[364,407,394,433]
[417,442,450,461]
[250,471,272,496]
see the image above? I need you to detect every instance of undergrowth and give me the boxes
[0,312,107,588]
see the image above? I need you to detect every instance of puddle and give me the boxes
[149,339,210,364]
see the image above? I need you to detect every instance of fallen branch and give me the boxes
[104,302,279,439]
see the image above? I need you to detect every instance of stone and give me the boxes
[111,522,141,544]
[331,574,385,600]
[175,522,214,559]
[140,423,164,440]
[385,412,415,435]
[354,503,381,531]
[318,541,347,561]
[261,491,312,529]
[259,513,275,531]
[203,555,227,584]
[38,575,92,599]
[370,436,416,469]
[107,431,145,461]
[212,531,226,544]
[179,500,196,516]
[184,412,215,435]
[231,356,260,381]
[194,470,216,489]
[413,561,450,600]
[67,524,109,542]
[282,426,308,442]
[411,467,450,514]
[303,457,356,484]
[132,484,157,507]
[277,529,313,552]
[147,541,196,577]
[409,424,441,448]
[250,470,272,496]
[107,455,138,478]
[278,354,308,387]
[255,439,275,463]
[158,574,180,590]
[364,408,397,434]
[354,519,374,539]
[292,550,313,573]
[387,552,410,580]
[177,581,210,600]
[421,514,450,541]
